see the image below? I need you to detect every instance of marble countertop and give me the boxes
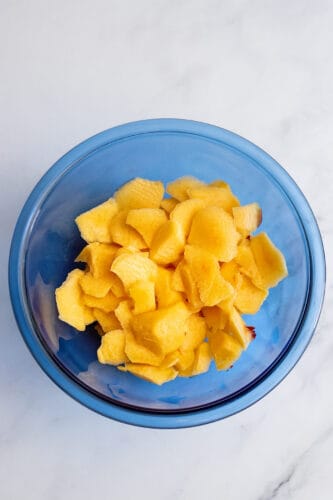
[1,1,332,499]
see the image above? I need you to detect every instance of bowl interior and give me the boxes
[25,130,309,412]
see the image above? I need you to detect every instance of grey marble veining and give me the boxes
[0,1,332,499]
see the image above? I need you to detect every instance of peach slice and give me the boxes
[150,220,185,265]
[55,269,94,331]
[188,207,239,262]
[124,330,164,366]
[97,329,126,365]
[131,302,190,355]
[187,185,240,214]
[118,364,178,385]
[208,331,243,370]
[232,203,262,237]
[166,176,205,201]
[126,208,167,246]
[114,177,164,210]
[109,211,146,249]
[75,198,118,243]
[250,232,288,288]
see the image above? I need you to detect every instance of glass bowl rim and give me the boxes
[8,118,326,428]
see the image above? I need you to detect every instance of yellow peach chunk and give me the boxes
[128,280,156,314]
[118,364,178,385]
[160,197,178,213]
[232,203,262,237]
[220,261,241,287]
[188,207,239,262]
[160,351,180,368]
[217,296,235,316]
[109,211,146,249]
[191,343,212,376]
[126,208,167,246]
[175,350,195,374]
[150,220,185,265]
[114,300,133,330]
[187,185,240,213]
[250,232,288,289]
[79,272,113,298]
[228,307,252,348]
[234,240,264,289]
[97,329,126,365]
[75,242,119,278]
[93,309,121,332]
[55,269,93,331]
[75,198,118,243]
[166,176,205,201]
[179,262,203,311]
[234,274,268,314]
[202,306,228,332]
[107,272,125,298]
[170,198,206,237]
[114,178,164,210]
[181,314,207,351]
[124,330,164,366]
[184,245,234,306]
[111,252,158,289]
[131,302,190,355]
[208,331,243,370]
[82,291,120,312]
[155,267,183,308]
[83,307,95,325]
[171,261,186,292]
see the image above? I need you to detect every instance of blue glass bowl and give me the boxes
[9,119,325,428]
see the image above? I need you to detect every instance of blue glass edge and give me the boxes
[8,118,326,429]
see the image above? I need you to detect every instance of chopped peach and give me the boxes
[125,330,164,366]
[234,274,268,314]
[187,185,240,213]
[166,176,205,201]
[93,309,121,332]
[75,242,118,278]
[188,207,239,262]
[181,314,207,351]
[83,291,120,312]
[128,280,156,314]
[114,177,164,209]
[191,343,212,376]
[131,302,190,355]
[150,220,185,265]
[170,198,205,237]
[114,300,133,330]
[111,252,157,289]
[160,197,178,213]
[97,329,126,365]
[250,232,288,288]
[119,363,178,385]
[184,245,234,306]
[75,198,118,243]
[126,208,167,246]
[202,306,228,332]
[155,267,183,308]
[208,331,243,370]
[228,307,252,348]
[232,203,262,237]
[109,211,146,249]
[55,269,93,331]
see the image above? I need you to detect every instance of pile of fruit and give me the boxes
[55,176,287,385]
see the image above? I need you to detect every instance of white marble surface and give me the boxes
[1,1,332,498]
